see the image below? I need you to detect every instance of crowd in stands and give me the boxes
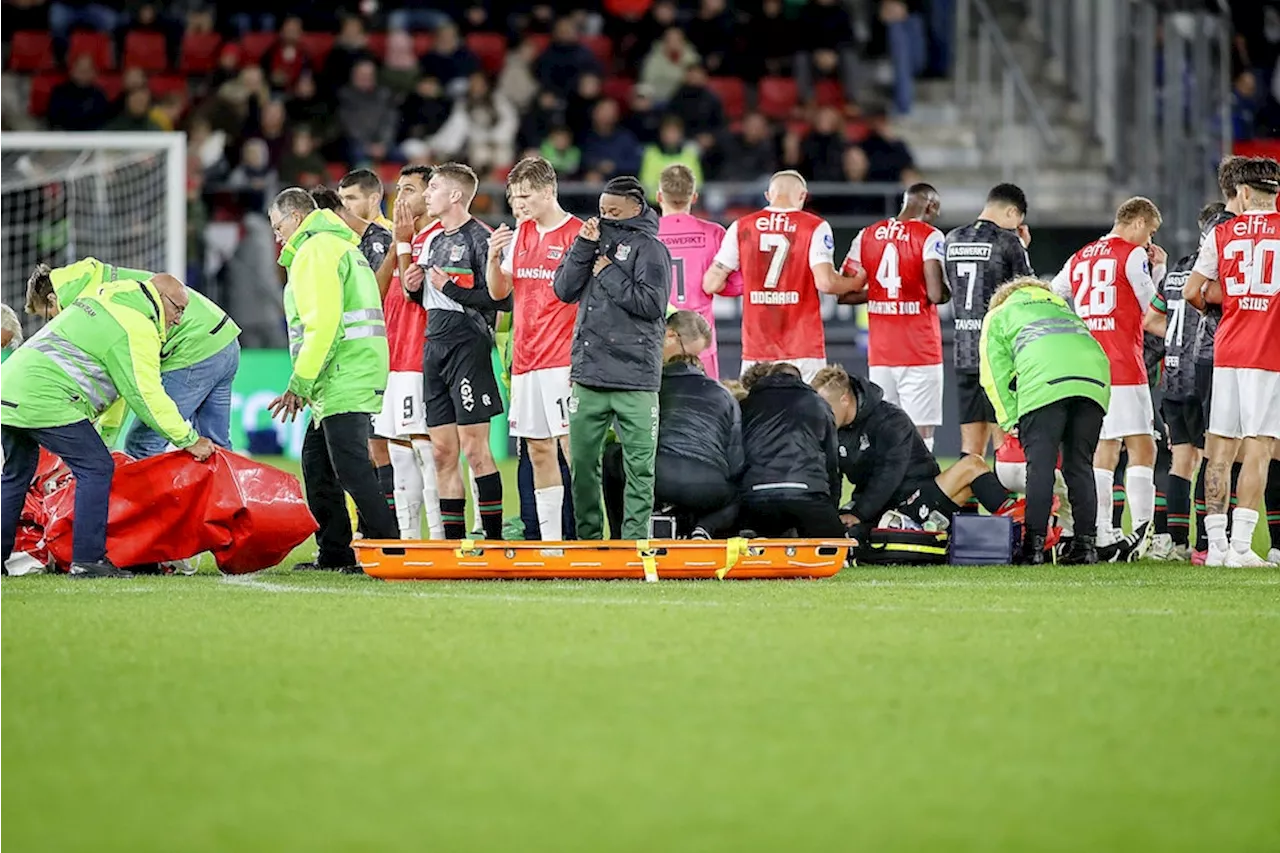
[1229,0,1280,142]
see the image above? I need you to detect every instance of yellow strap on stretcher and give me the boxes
[636,539,659,583]
[716,537,749,580]
[454,538,479,558]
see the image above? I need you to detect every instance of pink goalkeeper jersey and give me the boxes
[658,213,742,379]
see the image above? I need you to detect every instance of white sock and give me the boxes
[412,438,444,539]
[468,468,482,534]
[1205,513,1229,553]
[923,435,935,453]
[1053,469,1074,537]
[1094,468,1115,540]
[1230,507,1259,555]
[388,442,423,539]
[1126,465,1155,531]
[535,485,565,541]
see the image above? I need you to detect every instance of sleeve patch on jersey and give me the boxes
[823,232,834,250]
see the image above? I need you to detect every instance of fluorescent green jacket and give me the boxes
[51,257,241,371]
[279,209,389,422]
[1,279,198,447]
[979,282,1112,430]
[639,143,703,202]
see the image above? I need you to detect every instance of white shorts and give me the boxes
[509,366,572,439]
[740,357,826,385]
[1099,383,1154,441]
[1209,367,1280,439]
[373,371,428,439]
[869,363,944,427]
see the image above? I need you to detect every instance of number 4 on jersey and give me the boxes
[876,244,901,299]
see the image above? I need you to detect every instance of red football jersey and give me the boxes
[501,214,582,374]
[1051,233,1156,387]
[713,207,836,361]
[844,218,945,367]
[1195,211,1280,372]
[385,222,440,373]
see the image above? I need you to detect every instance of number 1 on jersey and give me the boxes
[759,233,791,290]
[876,243,902,299]
[671,257,686,302]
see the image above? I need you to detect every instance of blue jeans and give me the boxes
[926,0,955,77]
[124,341,239,459]
[2,420,115,564]
[888,14,927,115]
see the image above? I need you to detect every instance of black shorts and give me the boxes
[956,370,996,425]
[896,477,962,524]
[423,335,504,428]
[1163,396,1205,449]
[1195,360,1214,423]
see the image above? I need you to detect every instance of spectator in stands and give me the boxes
[381,29,422,94]
[567,72,604,141]
[399,75,455,149]
[625,84,662,144]
[537,17,602,98]
[581,98,643,181]
[668,65,725,148]
[640,116,703,200]
[106,87,162,132]
[641,28,702,103]
[825,146,885,216]
[186,173,209,293]
[216,64,271,130]
[717,111,778,181]
[795,0,859,107]
[320,16,374,95]
[540,126,582,178]
[1233,70,1260,142]
[882,0,928,114]
[186,113,229,184]
[263,15,310,90]
[47,55,112,132]
[778,127,805,173]
[686,0,736,75]
[49,1,121,61]
[114,66,149,118]
[802,106,849,182]
[498,37,542,112]
[742,0,798,80]
[518,89,566,152]
[253,99,289,169]
[222,0,275,37]
[387,4,450,32]
[337,59,398,165]
[858,108,920,184]
[279,128,329,187]
[124,2,183,68]
[445,72,520,177]
[149,93,187,133]
[210,43,243,90]
[420,22,480,97]
[286,71,335,147]
[226,138,277,210]
[612,0,678,69]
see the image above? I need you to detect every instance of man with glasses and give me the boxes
[268,188,397,573]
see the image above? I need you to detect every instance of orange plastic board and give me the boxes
[353,539,850,581]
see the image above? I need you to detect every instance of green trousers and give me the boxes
[569,383,659,540]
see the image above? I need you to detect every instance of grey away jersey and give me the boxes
[1192,208,1235,365]
[1156,252,1199,400]
[358,222,392,272]
[944,219,1033,371]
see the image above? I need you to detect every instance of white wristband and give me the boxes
[397,242,413,256]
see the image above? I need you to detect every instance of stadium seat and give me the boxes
[68,31,114,70]
[757,76,799,119]
[602,77,634,105]
[325,162,347,184]
[376,162,402,187]
[149,74,188,102]
[584,34,613,71]
[526,33,551,55]
[180,32,223,73]
[413,33,435,55]
[844,120,870,143]
[467,32,507,75]
[9,31,54,72]
[707,76,746,120]
[814,78,845,108]
[239,32,276,63]
[28,73,63,116]
[366,33,387,60]
[300,32,334,67]
[123,31,169,72]
[98,73,123,102]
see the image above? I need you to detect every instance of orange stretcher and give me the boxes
[353,538,851,581]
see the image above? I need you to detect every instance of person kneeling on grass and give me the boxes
[810,365,1013,548]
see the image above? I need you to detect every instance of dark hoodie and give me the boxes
[739,373,841,502]
[553,205,673,391]
[838,373,941,524]
[658,359,744,479]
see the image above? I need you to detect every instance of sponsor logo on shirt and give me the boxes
[516,268,558,280]
[946,243,993,261]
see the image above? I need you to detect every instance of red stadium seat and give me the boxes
[844,120,869,143]
[757,76,798,119]
[814,78,844,108]
[707,76,746,120]
[123,30,168,71]
[366,33,387,60]
[467,32,507,75]
[584,34,613,70]
[10,31,54,72]
[325,162,347,184]
[149,74,188,103]
[413,33,435,55]
[97,73,123,101]
[180,32,223,73]
[300,32,334,67]
[602,76,634,105]
[68,31,114,70]
[527,33,551,55]
[376,162,401,187]
[28,73,63,116]
[239,32,276,63]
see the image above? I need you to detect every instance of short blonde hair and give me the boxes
[659,164,696,208]
[811,364,852,395]
[721,379,747,401]
[1115,196,1162,227]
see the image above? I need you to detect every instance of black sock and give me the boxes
[970,472,1010,514]
[1267,459,1280,549]
[960,495,981,514]
[441,498,467,540]
[1167,474,1191,546]
[476,471,504,540]
[1194,457,1208,551]
[1154,488,1168,535]
[376,464,396,515]
[1112,482,1126,531]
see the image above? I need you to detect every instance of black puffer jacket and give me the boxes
[739,373,841,502]
[838,373,940,523]
[553,205,672,392]
[657,360,744,479]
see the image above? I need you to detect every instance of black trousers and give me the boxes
[739,489,847,538]
[301,412,398,567]
[1019,397,1105,539]
[603,447,739,538]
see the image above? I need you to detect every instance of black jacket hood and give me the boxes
[848,372,885,431]
[602,204,661,238]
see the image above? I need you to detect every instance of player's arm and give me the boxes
[923,230,950,304]
[553,224,598,304]
[289,244,344,399]
[375,247,398,299]
[1142,291,1168,337]
[1184,230,1221,309]
[596,243,670,320]
[979,307,1018,431]
[835,228,869,304]
[102,315,199,448]
[487,223,515,301]
[703,221,739,295]
[1125,246,1158,311]
[809,221,858,297]
[1049,260,1073,305]
[848,415,917,523]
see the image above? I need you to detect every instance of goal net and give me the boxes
[1,132,186,331]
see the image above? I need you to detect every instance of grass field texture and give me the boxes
[3,458,1278,852]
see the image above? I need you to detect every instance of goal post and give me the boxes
[0,132,186,324]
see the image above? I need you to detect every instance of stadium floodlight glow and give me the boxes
[1,132,186,324]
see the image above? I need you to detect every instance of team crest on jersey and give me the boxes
[615,244,631,262]
[372,241,386,255]
[449,244,464,263]
[859,434,870,451]
[547,246,564,261]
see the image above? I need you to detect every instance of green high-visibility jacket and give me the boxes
[1,278,198,447]
[279,209,389,422]
[50,257,240,371]
[979,282,1112,430]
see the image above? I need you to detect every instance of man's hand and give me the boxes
[428,266,452,291]
[1017,224,1032,248]
[593,254,611,275]
[488,223,514,264]
[393,195,416,243]
[186,436,216,461]
[268,391,307,422]
[580,217,600,242]
[840,513,861,528]
[404,263,425,292]
[1148,244,1168,267]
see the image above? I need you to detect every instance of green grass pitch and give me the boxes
[3,459,1278,852]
